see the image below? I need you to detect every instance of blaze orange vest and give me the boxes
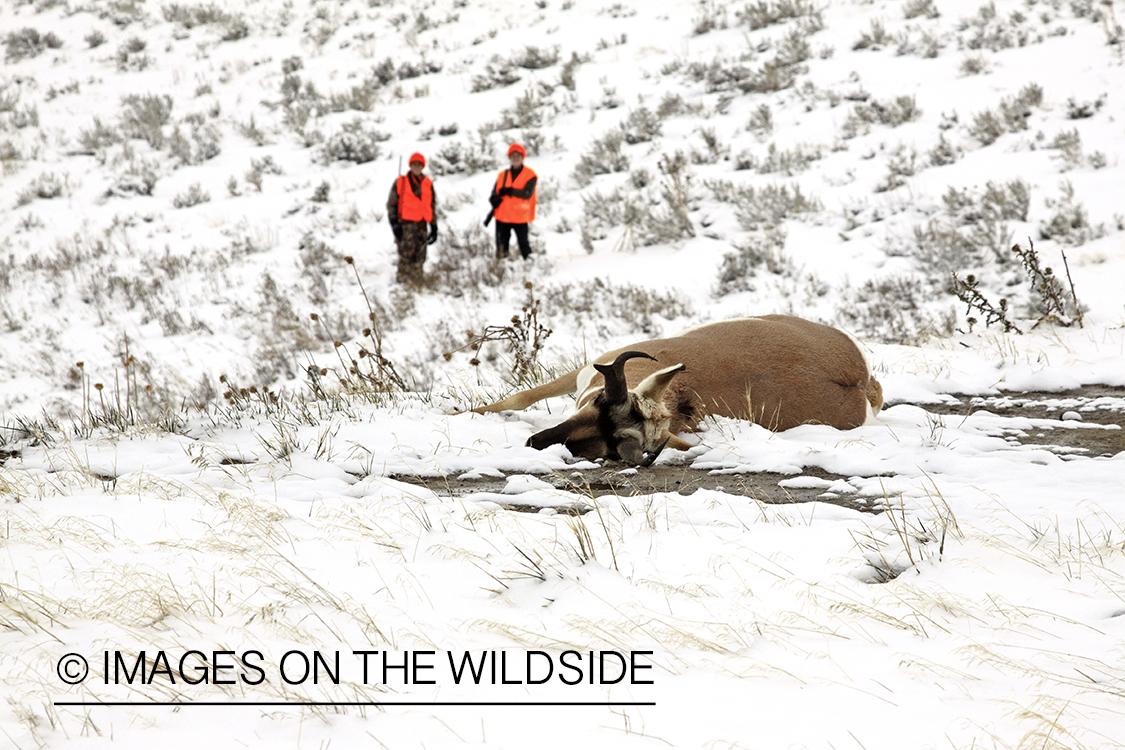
[493,166,537,224]
[396,174,433,222]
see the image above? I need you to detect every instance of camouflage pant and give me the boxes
[396,221,428,285]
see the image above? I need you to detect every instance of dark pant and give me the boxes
[396,221,428,284]
[495,221,531,259]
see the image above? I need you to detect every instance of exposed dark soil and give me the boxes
[394,386,1125,513]
[914,386,1125,459]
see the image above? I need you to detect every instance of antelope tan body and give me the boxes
[472,315,883,465]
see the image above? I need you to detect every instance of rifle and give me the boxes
[484,191,503,226]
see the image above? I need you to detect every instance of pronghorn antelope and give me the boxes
[471,315,883,466]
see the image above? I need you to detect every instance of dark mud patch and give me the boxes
[394,386,1124,513]
[394,463,879,514]
[910,385,1125,459]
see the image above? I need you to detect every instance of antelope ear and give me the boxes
[632,363,685,403]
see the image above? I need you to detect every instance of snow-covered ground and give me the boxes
[2,0,1125,747]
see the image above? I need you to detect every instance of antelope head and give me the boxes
[526,351,686,466]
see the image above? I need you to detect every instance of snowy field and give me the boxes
[2,0,1125,747]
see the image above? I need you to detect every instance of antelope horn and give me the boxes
[639,437,671,468]
[593,351,657,404]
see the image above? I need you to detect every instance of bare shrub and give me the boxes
[471,56,522,92]
[1038,181,1107,246]
[899,178,1029,281]
[116,36,151,72]
[683,39,807,96]
[943,180,1030,224]
[1047,128,1084,171]
[738,142,824,175]
[5,28,64,62]
[99,0,146,27]
[693,1,729,34]
[903,0,940,20]
[0,139,21,166]
[16,173,67,206]
[1012,240,1085,327]
[950,241,1085,333]
[445,284,553,390]
[573,130,629,187]
[838,275,955,344]
[162,4,229,26]
[948,272,1020,333]
[967,84,1043,145]
[691,127,728,164]
[320,119,389,164]
[496,83,570,130]
[120,93,174,148]
[429,132,498,176]
[927,134,961,166]
[957,2,1037,51]
[326,84,378,114]
[77,118,122,153]
[427,222,513,296]
[656,92,698,119]
[737,0,822,30]
[732,183,821,230]
[852,19,895,50]
[619,107,662,144]
[172,183,211,208]
[107,159,159,197]
[894,27,944,58]
[578,157,695,249]
[1066,94,1106,119]
[906,220,981,278]
[746,103,773,138]
[959,53,991,75]
[512,45,560,69]
[715,227,793,296]
[874,144,921,192]
[538,278,695,338]
[168,119,222,165]
[162,3,249,41]
[841,95,921,138]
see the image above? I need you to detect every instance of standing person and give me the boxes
[489,143,537,259]
[387,152,437,286]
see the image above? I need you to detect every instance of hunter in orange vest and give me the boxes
[387,152,437,285]
[488,143,537,259]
